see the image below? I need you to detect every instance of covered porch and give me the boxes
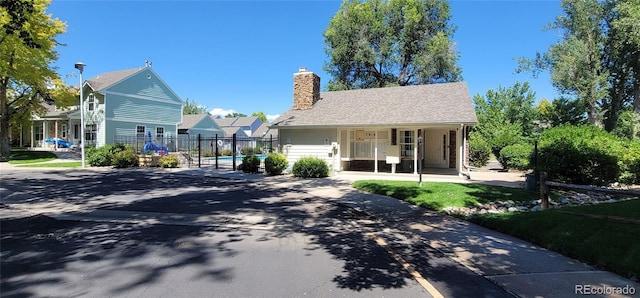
[337,125,471,177]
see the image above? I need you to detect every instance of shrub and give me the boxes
[498,143,534,171]
[112,149,139,168]
[220,149,232,156]
[292,157,329,178]
[264,153,288,176]
[619,140,640,185]
[241,154,260,173]
[87,143,127,166]
[241,147,257,156]
[537,125,624,186]
[469,133,491,168]
[160,154,179,168]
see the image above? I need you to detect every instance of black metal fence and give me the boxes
[179,134,278,169]
[113,135,177,153]
[113,133,278,170]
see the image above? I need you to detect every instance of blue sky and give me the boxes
[49,0,562,121]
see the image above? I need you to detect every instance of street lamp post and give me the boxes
[74,62,86,168]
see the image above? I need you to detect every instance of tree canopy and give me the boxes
[225,112,247,118]
[251,112,268,123]
[182,98,208,115]
[517,0,640,136]
[323,0,462,91]
[0,0,74,161]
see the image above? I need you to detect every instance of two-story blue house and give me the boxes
[26,65,183,150]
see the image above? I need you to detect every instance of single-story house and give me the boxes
[271,67,478,176]
[20,64,183,150]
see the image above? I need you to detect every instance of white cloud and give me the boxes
[266,114,280,122]
[210,108,237,118]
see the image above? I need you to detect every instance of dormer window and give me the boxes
[87,93,95,111]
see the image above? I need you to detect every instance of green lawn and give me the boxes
[353,180,640,279]
[16,161,82,168]
[8,150,57,164]
[468,200,640,279]
[352,180,539,211]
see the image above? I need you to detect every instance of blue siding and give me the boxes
[107,69,181,103]
[106,93,181,124]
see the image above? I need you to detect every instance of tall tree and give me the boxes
[610,0,640,114]
[518,0,608,125]
[182,98,208,115]
[0,0,74,161]
[472,82,537,158]
[323,0,461,91]
[251,112,268,123]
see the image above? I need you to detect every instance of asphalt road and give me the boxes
[1,169,513,297]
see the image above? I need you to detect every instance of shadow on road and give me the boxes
[1,169,510,297]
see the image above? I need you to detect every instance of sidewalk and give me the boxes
[329,180,639,298]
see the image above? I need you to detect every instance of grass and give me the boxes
[16,161,82,168]
[8,150,57,164]
[468,200,640,279]
[352,180,539,211]
[353,179,640,279]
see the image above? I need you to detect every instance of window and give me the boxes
[136,125,146,138]
[61,124,67,139]
[400,130,414,158]
[156,127,164,142]
[442,134,447,160]
[86,124,97,141]
[34,125,43,141]
[87,93,95,111]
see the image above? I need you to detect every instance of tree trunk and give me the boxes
[0,82,10,161]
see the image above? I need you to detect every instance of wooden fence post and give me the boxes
[540,172,549,210]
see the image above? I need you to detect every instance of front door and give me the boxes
[425,130,449,168]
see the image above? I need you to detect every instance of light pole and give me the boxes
[74,62,86,168]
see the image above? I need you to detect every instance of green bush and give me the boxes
[469,133,491,168]
[160,154,179,168]
[241,147,257,156]
[87,143,127,166]
[220,149,232,156]
[112,149,139,168]
[292,157,329,178]
[619,140,640,185]
[499,143,534,171]
[241,154,260,173]
[537,125,624,186]
[264,153,288,176]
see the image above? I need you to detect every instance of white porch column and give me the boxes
[374,130,378,173]
[55,121,59,151]
[30,123,34,148]
[42,123,45,148]
[413,129,418,174]
[458,124,464,176]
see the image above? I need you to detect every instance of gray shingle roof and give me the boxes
[232,116,260,127]
[179,114,208,129]
[271,82,477,128]
[252,123,278,138]
[86,68,142,91]
[213,117,237,127]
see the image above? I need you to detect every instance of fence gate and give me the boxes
[179,134,277,170]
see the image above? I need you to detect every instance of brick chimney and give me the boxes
[293,67,320,110]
